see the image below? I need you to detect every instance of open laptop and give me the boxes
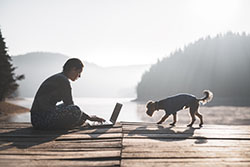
[90,103,123,127]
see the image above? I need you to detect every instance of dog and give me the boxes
[146,90,213,127]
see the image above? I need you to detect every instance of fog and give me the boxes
[12,52,150,98]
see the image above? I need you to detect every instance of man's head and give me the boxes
[146,101,157,117]
[63,58,84,81]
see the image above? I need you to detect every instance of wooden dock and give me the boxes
[0,122,250,166]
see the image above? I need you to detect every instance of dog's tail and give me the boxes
[198,90,213,105]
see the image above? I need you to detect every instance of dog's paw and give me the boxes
[169,123,176,126]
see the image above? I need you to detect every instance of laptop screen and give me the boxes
[110,103,122,124]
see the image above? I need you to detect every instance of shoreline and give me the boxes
[0,101,29,122]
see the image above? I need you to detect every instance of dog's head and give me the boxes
[146,101,157,117]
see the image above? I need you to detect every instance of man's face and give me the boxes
[68,67,83,81]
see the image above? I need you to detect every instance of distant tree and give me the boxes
[0,29,24,101]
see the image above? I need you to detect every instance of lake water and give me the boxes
[7,98,250,125]
[7,97,150,123]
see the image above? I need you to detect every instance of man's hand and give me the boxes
[89,115,105,123]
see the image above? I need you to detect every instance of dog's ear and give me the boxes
[146,101,154,108]
[146,101,155,117]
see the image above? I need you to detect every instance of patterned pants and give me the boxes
[31,104,88,130]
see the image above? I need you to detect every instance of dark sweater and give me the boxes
[30,72,73,113]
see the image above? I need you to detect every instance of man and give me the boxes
[30,58,105,130]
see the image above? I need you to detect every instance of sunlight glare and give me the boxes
[189,0,240,24]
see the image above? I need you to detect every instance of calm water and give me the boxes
[7,98,250,125]
[7,97,151,123]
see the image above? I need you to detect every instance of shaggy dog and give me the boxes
[146,90,213,127]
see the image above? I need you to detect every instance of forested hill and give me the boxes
[136,32,250,106]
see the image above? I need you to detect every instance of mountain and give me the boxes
[12,52,150,98]
[136,32,250,106]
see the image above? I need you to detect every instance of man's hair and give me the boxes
[63,58,84,73]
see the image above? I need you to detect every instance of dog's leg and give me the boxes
[187,107,196,127]
[157,114,169,124]
[170,113,177,126]
[195,111,203,127]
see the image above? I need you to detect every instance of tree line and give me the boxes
[136,32,250,106]
[0,28,24,101]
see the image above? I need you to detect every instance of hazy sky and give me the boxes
[0,0,249,66]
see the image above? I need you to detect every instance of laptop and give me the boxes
[90,103,123,127]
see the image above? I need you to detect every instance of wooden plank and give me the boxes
[121,159,250,167]
[0,123,31,129]
[121,152,250,159]
[0,123,122,134]
[0,159,120,167]
[0,138,122,151]
[122,146,250,157]
[0,127,122,134]
[0,133,122,139]
[122,138,250,147]
[0,138,121,144]
[0,130,122,139]
[123,133,250,140]
[0,150,121,159]
[1,146,119,151]
[122,124,250,133]
[121,122,250,130]
[122,124,250,140]
[122,127,250,135]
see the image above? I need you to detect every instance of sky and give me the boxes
[0,0,250,67]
